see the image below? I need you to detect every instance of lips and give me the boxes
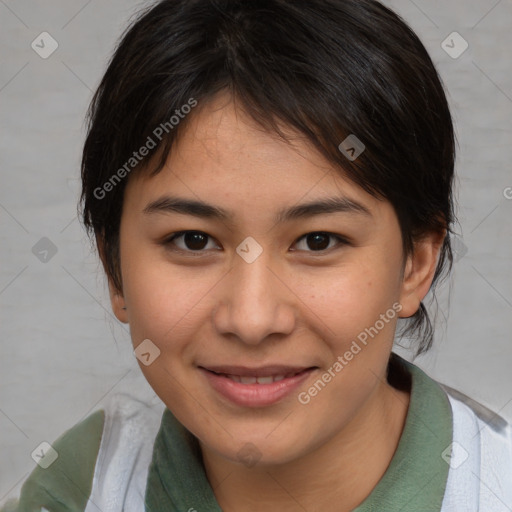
[199,364,317,407]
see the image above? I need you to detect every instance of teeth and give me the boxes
[225,374,290,384]
[256,376,274,384]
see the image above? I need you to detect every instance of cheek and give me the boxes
[120,254,213,411]
[121,251,217,349]
[291,264,401,427]
[296,257,401,343]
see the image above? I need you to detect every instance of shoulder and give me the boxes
[439,384,512,511]
[1,393,164,512]
[441,383,512,452]
[87,392,165,511]
[1,407,105,512]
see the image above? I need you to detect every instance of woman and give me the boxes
[4,0,511,510]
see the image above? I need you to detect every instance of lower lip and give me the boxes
[200,368,316,407]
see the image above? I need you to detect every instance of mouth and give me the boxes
[198,365,318,407]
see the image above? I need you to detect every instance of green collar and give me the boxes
[353,353,453,511]
[145,353,453,511]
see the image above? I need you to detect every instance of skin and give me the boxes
[102,91,444,511]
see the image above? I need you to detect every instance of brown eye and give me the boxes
[306,233,330,251]
[164,231,220,253]
[162,230,348,256]
[293,232,348,253]
[181,232,208,250]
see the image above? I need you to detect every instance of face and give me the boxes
[109,92,436,466]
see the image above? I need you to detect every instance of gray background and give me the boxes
[1,0,511,503]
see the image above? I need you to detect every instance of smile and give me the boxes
[199,366,317,407]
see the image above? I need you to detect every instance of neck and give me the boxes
[201,379,410,512]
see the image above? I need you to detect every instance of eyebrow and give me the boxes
[142,194,372,223]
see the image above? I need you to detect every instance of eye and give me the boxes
[161,230,349,255]
[163,231,220,254]
[292,232,348,253]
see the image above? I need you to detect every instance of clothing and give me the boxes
[2,353,511,511]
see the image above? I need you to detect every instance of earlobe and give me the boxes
[398,231,445,318]
[110,284,129,323]
[97,234,129,323]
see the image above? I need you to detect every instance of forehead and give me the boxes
[122,94,390,225]
[153,96,332,184]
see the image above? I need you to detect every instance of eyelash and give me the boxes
[161,230,350,256]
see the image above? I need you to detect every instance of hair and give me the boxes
[79,0,457,357]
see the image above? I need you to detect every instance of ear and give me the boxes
[398,230,446,318]
[96,234,129,324]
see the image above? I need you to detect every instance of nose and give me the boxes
[212,247,296,346]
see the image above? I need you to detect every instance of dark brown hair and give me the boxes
[79,0,456,356]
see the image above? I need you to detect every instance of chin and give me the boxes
[206,432,308,469]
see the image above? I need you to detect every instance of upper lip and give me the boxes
[199,365,316,377]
